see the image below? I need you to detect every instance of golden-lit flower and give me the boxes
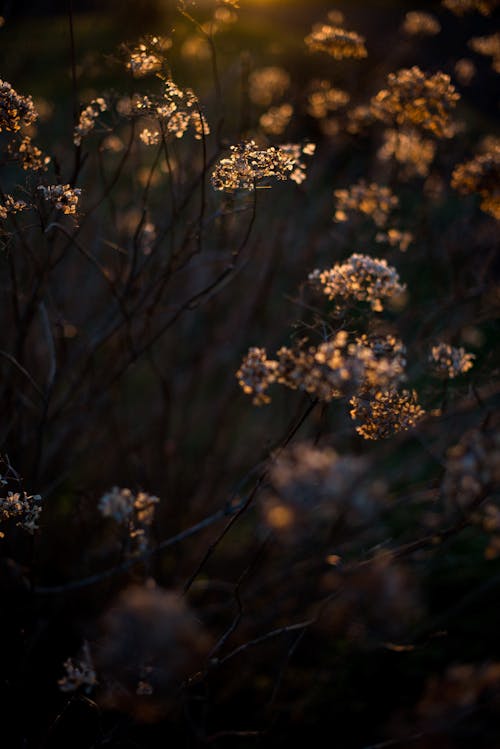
[350,389,425,440]
[371,66,459,138]
[37,184,81,215]
[429,342,475,378]
[442,0,499,15]
[307,80,350,119]
[0,79,37,132]
[309,253,406,312]
[73,98,107,146]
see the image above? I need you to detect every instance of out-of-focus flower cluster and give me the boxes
[211,141,315,191]
[334,181,399,226]
[309,253,406,312]
[371,66,460,138]
[307,80,350,119]
[402,11,441,36]
[378,128,436,178]
[442,429,500,511]
[0,79,37,132]
[98,486,159,554]
[451,147,500,219]
[443,0,499,15]
[93,584,211,721]
[349,389,425,440]
[305,23,367,60]
[248,66,290,107]
[469,32,500,73]
[375,228,414,252]
[73,98,107,146]
[37,184,81,215]
[259,103,293,136]
[262,442,384,540]
[429,342,475,378]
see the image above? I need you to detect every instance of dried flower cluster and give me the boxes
[262,442,382,538]
[139,127,161,146]
[37,184,81,215]
[429,342,475,378]
[211,141,314,191]
[402,11,441,36]
[377,128,436,178]
[442,429,500,511]
[98,486,159,554]
[0,79,37,132]
[451,147,500,219]
[0,194,28,220]
[8,135,50,171]
[349,389,425,440]
[334,181,399,226]
[0,488,42,536]
[131,79,209,140]
[305,23,368,60]
[124,35,172,77]
[248,66,290,107]
[309,253,406,312]
[237,332,405,406]
[73,98,107,146]
[371,67,460,138]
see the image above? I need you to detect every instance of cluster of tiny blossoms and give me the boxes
[0,194,28,220]
[262,442,381,538]
[371,67,460,138]
[73,98,107,146]
[124,35,172,78]
[442,0,499,15]
[248,66,290,107]
[305,23,367,60]
[451,147,500,219]
[378,128,436,179]
[9,135,50,171]
[211,141,315,191]
[0,79,37,132]
[309,253,406,312]
[0,487,42,536]
[442,429,500,511]
[37,184,81,215]
[430,343,475,378]
[131,79,209,140]
[98,487,159,554]
[350,389,425,440]
[237,332,405,406]
[402,11,441,36]
[334,181,399,226]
